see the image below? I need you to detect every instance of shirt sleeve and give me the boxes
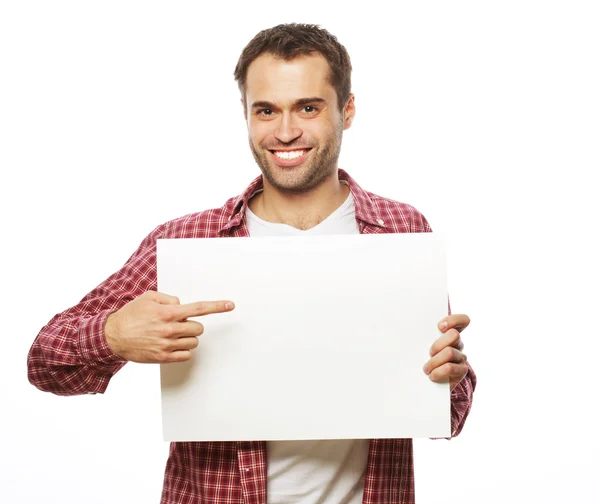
[444,272,477,438]
[444,294,477,437]
[27,226,163,396]
[449,362,477,437]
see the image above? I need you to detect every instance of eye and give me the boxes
[257,109,274,116]
[302,105,319,114]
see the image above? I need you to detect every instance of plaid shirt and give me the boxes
[28,169,476,504]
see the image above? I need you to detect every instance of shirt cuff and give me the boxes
[77,310,127,365]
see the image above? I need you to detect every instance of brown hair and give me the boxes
[234,23,352,112]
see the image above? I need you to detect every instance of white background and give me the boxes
[1,1,599,503]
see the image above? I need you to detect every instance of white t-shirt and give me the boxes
[246,189,369,504]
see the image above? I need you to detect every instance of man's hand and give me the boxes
[423,314,470,391]
[104,291,235,363]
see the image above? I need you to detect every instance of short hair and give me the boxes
[234,23,352,112]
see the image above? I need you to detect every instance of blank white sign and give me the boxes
[157,233,450,441]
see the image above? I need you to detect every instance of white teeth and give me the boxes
[273,150,307,160]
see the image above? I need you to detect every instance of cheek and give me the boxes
[249,122,272,145]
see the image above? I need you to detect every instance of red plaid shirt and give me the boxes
[28,169,476,504]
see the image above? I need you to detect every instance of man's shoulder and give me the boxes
[341,170,431,233]
[353,185,432,233]
[374,194,431,233]
[366,189,425,217]
[154,196,239,239]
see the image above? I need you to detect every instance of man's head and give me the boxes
[234,23,352,114]
[234,24,355,194]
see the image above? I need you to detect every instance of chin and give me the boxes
[271,168,331,194]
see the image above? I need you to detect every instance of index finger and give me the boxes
[176,300,235,319]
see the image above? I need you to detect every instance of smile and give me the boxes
[271,149,311,159]
[268,148,312,167]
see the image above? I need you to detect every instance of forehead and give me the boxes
[245,52,335,104]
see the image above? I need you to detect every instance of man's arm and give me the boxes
[27,229,160,396]
[28,227,236,396]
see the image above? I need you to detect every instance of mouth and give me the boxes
[268,148,312,167]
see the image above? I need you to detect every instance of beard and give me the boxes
[249,123,343,194]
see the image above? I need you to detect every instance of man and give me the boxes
[28,23,476,504]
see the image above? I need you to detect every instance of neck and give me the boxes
[249,172,350,231]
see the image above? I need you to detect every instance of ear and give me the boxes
[241,98,247,121]
[343,93,355,130]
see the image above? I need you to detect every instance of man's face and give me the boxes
[244,53,354,194]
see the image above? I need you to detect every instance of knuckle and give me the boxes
[158,306,176,322]
[441,362,452,376]
[157,352,171,363]
[158,324,174,338]
[158,338,172,351]
[443,347,454,360]
[449,330,461,344]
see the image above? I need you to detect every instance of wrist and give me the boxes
[78,310,127,364]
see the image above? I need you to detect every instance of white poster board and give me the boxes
[157,233,450,441]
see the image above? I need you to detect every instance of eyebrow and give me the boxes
[251,97,327,109]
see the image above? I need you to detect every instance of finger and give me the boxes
[146,291,181,305]
[176,300,235,320]
[164,350,193,363]
[438,313,470,333]
[428,362,468,384]
[429,329,461,357]
[166,320,205,338]
[423,346,465,375]
[160,335,200,353]
[170,337,200,352]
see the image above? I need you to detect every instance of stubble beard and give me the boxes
[249,124,343,195]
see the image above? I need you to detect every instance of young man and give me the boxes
[28,23,476,504]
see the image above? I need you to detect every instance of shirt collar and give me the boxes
[219,169,386,233]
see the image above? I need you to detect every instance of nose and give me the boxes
[274,113,302,144]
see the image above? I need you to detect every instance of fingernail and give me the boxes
[225,302,234,310]
[438,320,448,330]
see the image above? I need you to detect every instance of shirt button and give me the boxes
[377,219,384,225]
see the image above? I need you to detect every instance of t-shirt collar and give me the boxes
[219,169,386,233]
